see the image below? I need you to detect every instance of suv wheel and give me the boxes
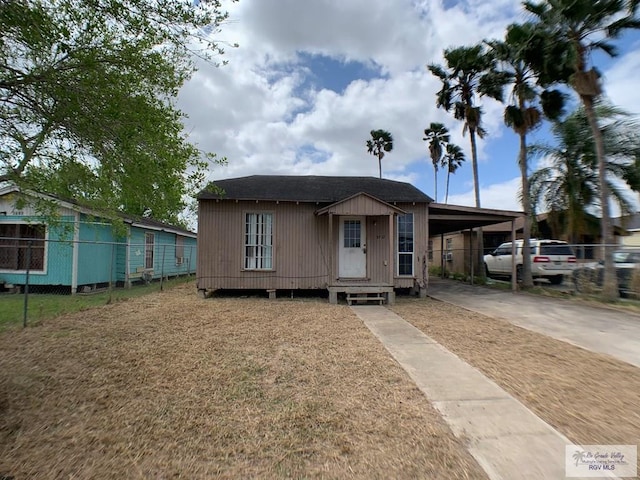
[484,263,491,279]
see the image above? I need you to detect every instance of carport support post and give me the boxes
[440,234,445,278]
[469,228,474,285]
[511,219,517,292]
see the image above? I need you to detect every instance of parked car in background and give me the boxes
[572,250,640,297]
[484,239,577,284]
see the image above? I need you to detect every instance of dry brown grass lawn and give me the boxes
[392,297,640,454]
[0,283,488,479]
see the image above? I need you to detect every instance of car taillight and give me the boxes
[533,256,550,263]
[568,257,577,263]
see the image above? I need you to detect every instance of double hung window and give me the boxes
[245,213,273,270]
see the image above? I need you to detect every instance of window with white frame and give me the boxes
[245,213,273,270]
[0,223,46,271]
[145,233,155,269]
[397,213,414,276]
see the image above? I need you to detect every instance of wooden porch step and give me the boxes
[347,293,386,306]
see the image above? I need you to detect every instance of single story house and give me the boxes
[197,175,522,303]
[0,185,197,293]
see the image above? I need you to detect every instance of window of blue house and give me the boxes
[0,223,46,271]
[145,233,154,269]
[397,213,414,276]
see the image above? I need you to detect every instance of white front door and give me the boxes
[339,217,366,278]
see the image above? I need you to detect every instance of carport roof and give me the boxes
[429,203,524,236]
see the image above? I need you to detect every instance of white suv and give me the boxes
[484,239,577,285]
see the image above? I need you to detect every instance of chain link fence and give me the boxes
[0,238,196,327]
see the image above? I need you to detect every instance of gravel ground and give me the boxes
[0,283,488,480]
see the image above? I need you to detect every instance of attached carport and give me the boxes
[428,203,524,291]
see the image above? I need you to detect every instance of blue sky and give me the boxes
[178,0,640,220]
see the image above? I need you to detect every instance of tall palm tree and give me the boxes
[529,103,640,244]
[486,23,565,288]
[366,129,393,179]
[525,0,640,299]
[442,143,465,204]
[428,45,509,208]
[423,123,450,202]
[428,45,509,267]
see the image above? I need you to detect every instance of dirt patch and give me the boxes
[0,283,487,479]
[392,297,640,452]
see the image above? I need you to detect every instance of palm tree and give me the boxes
[529,103,640,244]
[486,23,565,288]
[423,123,450,202]
[525,0,640,299]
[428,45,509,267]
[442,143,465,204]
[366,129,393,179]
[428,45,509,208]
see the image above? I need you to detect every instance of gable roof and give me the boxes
[198,175,433,204]
[315,192,407,216]
[0,185,196,238]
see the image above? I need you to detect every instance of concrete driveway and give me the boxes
[426,278,640,368]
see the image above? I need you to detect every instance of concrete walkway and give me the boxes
[351,306,602,480]
[427,278,640,368]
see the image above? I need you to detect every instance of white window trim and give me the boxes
[243,212,274,271]
[396,213,414,277]
[0,221,48,275]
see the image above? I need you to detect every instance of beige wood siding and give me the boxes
[366,217,390,283]
[198,200,330,290]
[197,200,430,291]
[393,203,429,288]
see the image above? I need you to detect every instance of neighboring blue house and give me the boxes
[0,186,197,293]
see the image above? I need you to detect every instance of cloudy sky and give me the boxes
[178,0,640,215]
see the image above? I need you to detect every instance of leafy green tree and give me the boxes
[442,143,465,204]
[486,23,565,288]
[529,103,640,244]
[366,129,394,179]
[423,123,450,202]
[0,0,234,225]
[525,0,640,299]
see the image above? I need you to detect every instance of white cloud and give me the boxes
[178,0,636,222]
[447,177,523,211]
[603,45,640,116]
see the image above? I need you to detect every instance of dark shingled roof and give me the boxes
[198,175,433,204]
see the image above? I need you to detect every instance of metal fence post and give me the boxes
[22,240,32,327]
